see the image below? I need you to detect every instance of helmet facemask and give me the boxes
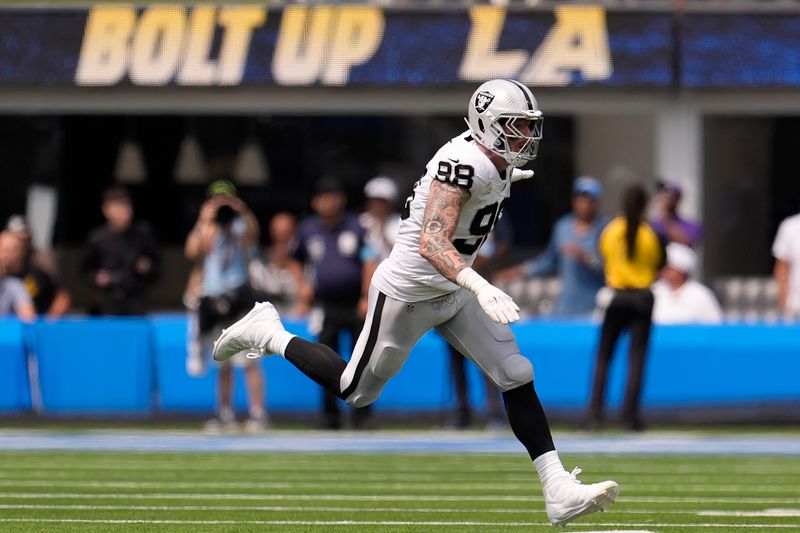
[490,113,543,167]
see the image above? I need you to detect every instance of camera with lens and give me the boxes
[214,204,237,227]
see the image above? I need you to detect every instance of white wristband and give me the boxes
[456,267,490,295]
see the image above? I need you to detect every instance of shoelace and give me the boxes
[569,467,583,483]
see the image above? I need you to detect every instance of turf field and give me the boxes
[0,450,798,532]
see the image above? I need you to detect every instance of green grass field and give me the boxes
[0,450,798,532]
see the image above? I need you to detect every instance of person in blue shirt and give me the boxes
[184,180,267,433]
[495,176,608,317]
[0,263,35,321]
[292,177,376,429]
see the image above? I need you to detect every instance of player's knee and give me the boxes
[343,343,408,408]
[499,354,534,388]
[344,370,387,408]
[345,385,382,408]
[372,344,406,380]
[347,394,377,408]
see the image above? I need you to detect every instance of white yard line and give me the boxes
[1,461,799,479]
[0,470,797,485]
[0,503,542,514]
[0,518,544,526]
[0,479,537,490]
[1,492,799,504]
[0,503,792,516]
[0,518,798,528]
[699,509,800,517]
[0,479,796,492]
[0,491,540,502]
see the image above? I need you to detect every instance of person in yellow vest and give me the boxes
[587,184,664,431]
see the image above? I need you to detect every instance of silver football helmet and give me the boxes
[465,79,544,167]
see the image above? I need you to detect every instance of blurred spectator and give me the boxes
[359,175,401,263]
[293,177,375,429]
[184,180,267,433]
[772,210,800,318]
[653,243,722,324]
[80,186,159,315]
[495,176,608,316]
[0,217,70,318]
[482,211,514,272]
[249,211,310,317]
[649,180,702,247]
[587,184,663,431]
[0,257,36,322]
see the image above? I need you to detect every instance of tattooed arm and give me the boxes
[418,179,471,282]
[419,178,520,324]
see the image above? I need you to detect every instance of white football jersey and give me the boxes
[372,131,511,302]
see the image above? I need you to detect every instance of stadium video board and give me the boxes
[0,5,673,88]
[681,13,800,88]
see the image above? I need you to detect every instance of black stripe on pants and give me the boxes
[341,292,386,399]
[283,292,386,401]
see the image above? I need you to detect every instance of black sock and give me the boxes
[502,381,556,461]
[284,337,347,400]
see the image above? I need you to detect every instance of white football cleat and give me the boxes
[212,302,286,362]
[544,467,619,526]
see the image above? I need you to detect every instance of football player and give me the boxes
[213,79,619,526]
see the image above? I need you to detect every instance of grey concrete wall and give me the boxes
[703,117,774,279]
[575,114,655,216]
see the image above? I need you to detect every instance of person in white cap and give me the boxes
[652,242,722,324]
[359,175,401,263]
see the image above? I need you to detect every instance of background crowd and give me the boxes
[2,168,797,433]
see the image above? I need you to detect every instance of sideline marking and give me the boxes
[0,518,544,526]
[699,509,800,517]
[0,478,797,492]
[0,430,799,455]
[0,518,798,528]
[0,504,748,515]
[1,492,800,504]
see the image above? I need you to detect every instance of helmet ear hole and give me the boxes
[478,118,485,133]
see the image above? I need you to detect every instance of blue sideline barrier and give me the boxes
[0,319,30,412]
[31,319,154,415]
[152,316,451,413]
[519,321,800,409]
[0,317,797,415]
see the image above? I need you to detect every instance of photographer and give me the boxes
[81,186,159,316]
[184,180,267,433]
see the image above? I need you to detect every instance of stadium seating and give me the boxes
[713,276,781,322]
[504,275,783,322]
[500,277,563,317]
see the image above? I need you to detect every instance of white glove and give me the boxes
[456,268,520,324]
[510,168,534,183]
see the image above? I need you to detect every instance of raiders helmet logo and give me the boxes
[474,91,495,113]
